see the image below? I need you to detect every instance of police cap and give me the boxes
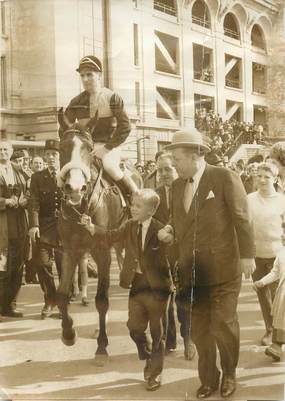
[76,55,102,73]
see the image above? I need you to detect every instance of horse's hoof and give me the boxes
[61,330,77,346]
[94,352,108,367]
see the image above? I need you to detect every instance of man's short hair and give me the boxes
[270,142,285,167]
[133,189,160,212]
[257,161,279,177]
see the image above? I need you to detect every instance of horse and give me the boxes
[56,125,127,365]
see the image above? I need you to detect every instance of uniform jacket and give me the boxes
[63,87,131,149]
[95,217,173,297]
[28,169,62,247]
[170,164,255,287]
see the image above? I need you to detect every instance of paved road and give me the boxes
[1,262,285,401]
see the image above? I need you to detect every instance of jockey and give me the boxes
[59,55,138,195]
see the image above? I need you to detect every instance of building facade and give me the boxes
[0,0,282,161]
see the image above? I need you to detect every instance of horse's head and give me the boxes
[58,126,93,205]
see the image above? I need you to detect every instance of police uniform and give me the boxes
[28,140,62,315]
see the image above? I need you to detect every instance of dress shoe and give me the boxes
[81,297,89,306]
[197,384,219,398]
[146,375,161,391]
[41,305,53,319]
[3,309,23,318]
[143,359,152,381]
[196,372,220,398]
[265,343,282,361]
[261,330,273,346]
[184,337,196,360]
[165,346,177,355]
[220,374,236,397]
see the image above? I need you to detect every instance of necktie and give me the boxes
[51,170,57,185]
[183,178,194,214]
[165,186,170,210]
[137,223,143,252]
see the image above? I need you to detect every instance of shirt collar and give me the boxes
[191,160,206,185]
[140,217,152,229]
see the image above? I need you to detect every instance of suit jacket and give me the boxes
[0,164,28,241]
[28,169,62,247]
[62,88,131,149]
[95,217,173,297]
[154,185,178,267]
[171,164,255,287]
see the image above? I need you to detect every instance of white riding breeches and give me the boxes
[93,143,123,181]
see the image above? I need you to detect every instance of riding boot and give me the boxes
[116,174,139,197]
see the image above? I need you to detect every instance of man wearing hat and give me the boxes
[161,128,255,398]
[28,139,62,319]
[59,55,137,196]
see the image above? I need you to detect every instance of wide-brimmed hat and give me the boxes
[44,139,60,152]
[165,128,211,153]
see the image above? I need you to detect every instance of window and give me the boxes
[133,24,139,66]
[252,63,266,94]
[1,1,5,35]
[226,100,243,121]
[154,0,177,16]
[223,13,240,40]
[251,25,266,51]
[135,82,140,115]
[156,87,180,120]
[1,56,7,107]
[194,94,214,114]
[225,54,242,89]
[193,43,213,82]
[253,105,267,126]
[192,0,211,29]
[155,31,179,75]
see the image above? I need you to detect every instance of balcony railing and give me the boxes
[224,28,240,40]
[192,15,211,29]
[194,69,213,82]
[154,1,177,16]
[225,78,241,89]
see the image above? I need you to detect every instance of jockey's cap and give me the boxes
[76,56,102,73]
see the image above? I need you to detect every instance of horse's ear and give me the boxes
[58,107,72,139]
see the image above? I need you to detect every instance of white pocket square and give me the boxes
[206,190,215,200]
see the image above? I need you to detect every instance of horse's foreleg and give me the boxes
[91,248,111,363]
[56,251,77,346]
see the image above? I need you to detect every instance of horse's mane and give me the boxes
[60,123,93,149]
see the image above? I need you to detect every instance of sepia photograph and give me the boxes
[0,0,285,400]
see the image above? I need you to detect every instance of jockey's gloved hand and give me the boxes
[91,144,109,159]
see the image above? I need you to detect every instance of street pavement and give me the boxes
[0,259,285,401]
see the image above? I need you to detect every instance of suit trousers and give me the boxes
[127,281,170,379]
[252,257,277,332]
[2,239,25,312]
[34,243,62,306]
[191,275,242,387]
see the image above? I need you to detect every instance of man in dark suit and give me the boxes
[154,151,196,360]
[81,188,173,391]
[28,140,62,318]
[0,140,29,318]
[162,129,255,398]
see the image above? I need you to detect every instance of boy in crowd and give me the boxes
[80,189,173,391]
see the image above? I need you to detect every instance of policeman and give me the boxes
[59,55,138,195]
[28,140,62,319]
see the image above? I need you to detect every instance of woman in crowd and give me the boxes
[247,162,285,346]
